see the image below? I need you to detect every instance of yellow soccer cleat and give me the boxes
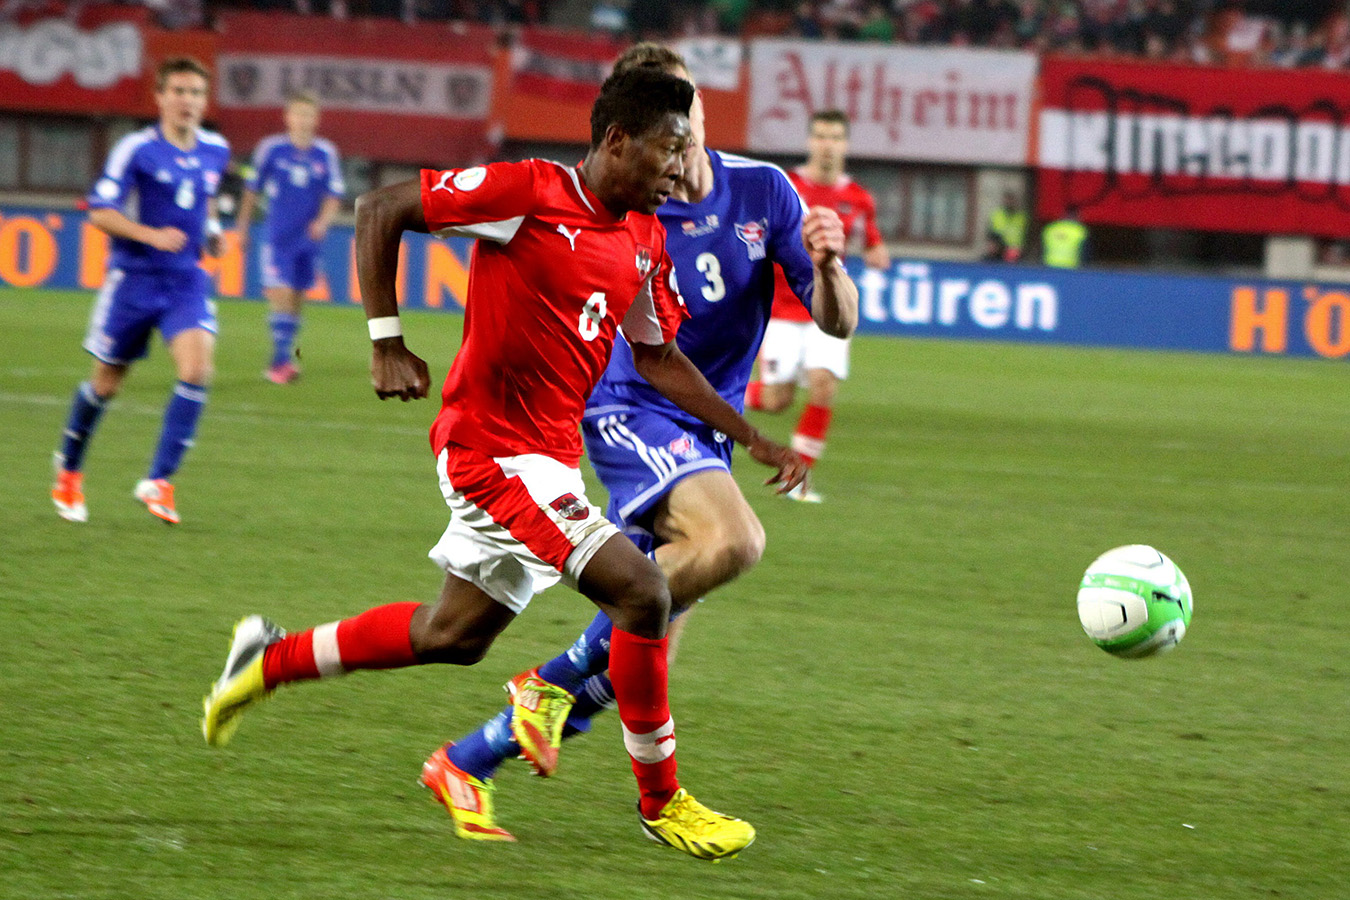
[640,788,756,861]
[419,743,516,842]
[202,615,285,747]
[505,667,575,777]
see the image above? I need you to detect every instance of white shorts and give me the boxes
[759,318,850,385]
[428,444,619,614]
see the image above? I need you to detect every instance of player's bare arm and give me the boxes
[234,188,257,253]
[630,339,808,492]
[87,207,186,253]
[354,178,431,402]
[204,197,222,257]
[309,194,341,242]
[802,205,859,338]
[863,242,891,270]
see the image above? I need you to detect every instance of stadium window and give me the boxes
[25,120,95,191]
[852,163,974,246]
[0,120,19,189]
[905,168,971,243]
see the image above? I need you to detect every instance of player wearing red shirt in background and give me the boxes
[746,109,890,503]
[200,68,804,861]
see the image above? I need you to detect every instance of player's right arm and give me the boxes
[87,135,185,252]
[88,208,187,253]
[354,178,431,401]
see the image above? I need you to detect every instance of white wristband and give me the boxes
[205,218,222,238]
[367,316,403,341]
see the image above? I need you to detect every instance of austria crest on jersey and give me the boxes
[549,493,589,521]
[735,219,767,260]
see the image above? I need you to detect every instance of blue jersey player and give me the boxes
[51,56,230,526]
[235,91,344,384]
[418,43,859,843]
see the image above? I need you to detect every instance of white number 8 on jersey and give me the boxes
[578,291,607,341]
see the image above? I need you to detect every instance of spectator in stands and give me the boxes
[1041,207,1089,269]
[985,190,1027,263]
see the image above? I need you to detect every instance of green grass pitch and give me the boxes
[1,288,1346,899]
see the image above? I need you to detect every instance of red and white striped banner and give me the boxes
[1038,56,1350,237]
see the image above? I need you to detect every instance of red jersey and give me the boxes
[771,166,883,322]
[420,159,687,466]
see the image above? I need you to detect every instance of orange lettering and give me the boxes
[0,216,58,287]
[1229,287,1287,353]
[200,231,244,297]
[1304,290,1350,358]
[305,272,331,302]
[349,238,406,306]
[423,241,468,310]
[79,221,109,289]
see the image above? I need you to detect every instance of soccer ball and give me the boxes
[1077,545,1193,658]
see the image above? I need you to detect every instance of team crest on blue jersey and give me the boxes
[735,219,768,261]
[668,435,701,461]
[681,214,720,238]
[549,493,589,521]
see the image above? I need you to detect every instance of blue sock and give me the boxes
[562,674,615,738]
[148,381,207,481]
[58,382,110,471]
[268,312,299,367]
[537,611,614,695]
[447,706,519,781]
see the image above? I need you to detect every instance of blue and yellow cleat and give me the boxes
[201,615,284,747]
[505,667,575,777]
[640,788,756,861]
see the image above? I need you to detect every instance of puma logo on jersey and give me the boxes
[430,171,455,193]
[556,223,580,250]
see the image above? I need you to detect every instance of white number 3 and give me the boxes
[696,252,725,302]
[578,291,607,341]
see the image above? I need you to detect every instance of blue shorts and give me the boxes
[581,405,734,539]
[261,239,318,292]
[82,267,216,365]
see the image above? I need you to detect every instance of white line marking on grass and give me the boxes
[0,391,426,438]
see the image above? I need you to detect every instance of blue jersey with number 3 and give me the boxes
[589,150,814,420]
[87,125,231,273]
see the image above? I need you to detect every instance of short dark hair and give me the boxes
[612,42,688,78]
[590,67,694,148]
[156,56,210,90]
[810,109,850,136]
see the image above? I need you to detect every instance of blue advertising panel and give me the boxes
[2,206,1346,360]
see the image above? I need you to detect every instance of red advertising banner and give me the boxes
[0,5,184,117]
[1037,57,1350,237]
[508,28,624,105]
[214,12,496,168]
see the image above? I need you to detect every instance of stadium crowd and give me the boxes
[7,0,1348,70]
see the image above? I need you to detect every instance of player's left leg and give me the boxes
[788,328,849,503]
[136,322,215,524]
[264,286,303,383]
[203,573,517,748]
[448,471,764,786]
[264,243,313,383]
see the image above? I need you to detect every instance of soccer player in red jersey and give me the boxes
[745,109,891,502]
[201,68,804,860]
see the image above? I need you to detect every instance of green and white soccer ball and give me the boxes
[1077,545,1193,658]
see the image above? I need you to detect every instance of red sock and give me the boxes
[262,601,421,690]
[609,626,678,819]
[744,380,764,411]
[792,403,832,466]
